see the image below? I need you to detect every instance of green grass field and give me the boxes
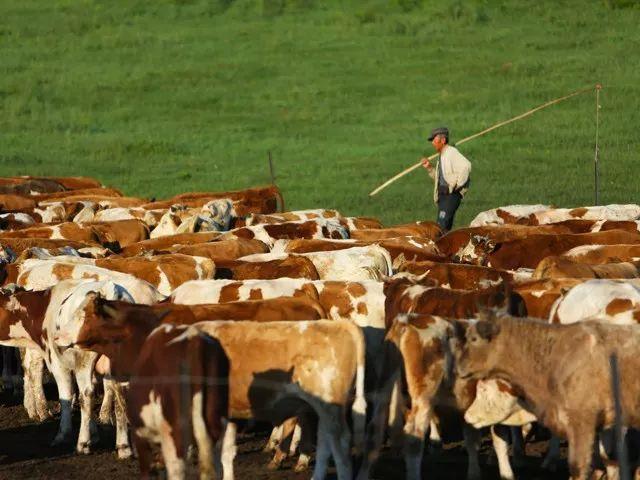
[1,0,639,226]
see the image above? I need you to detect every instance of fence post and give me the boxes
[594,84,602,206]
[268,151,276,185]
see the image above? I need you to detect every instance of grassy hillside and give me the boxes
[1,0,639,225]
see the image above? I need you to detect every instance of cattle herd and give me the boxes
[2,176,640,480]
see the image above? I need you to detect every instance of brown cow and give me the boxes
[141,185,284,214]
[509,278,582,319]
[455,315,640,480]
[383,277,506,327]
[563,244,640,264]
[165,238,269,262]
[119,232,222,257]
[221,220,348,248]
[435,224,577,259]
[361,314,485,480]
[281,237,444,264]
[396,260,514,290]
[339,217,384,231]
[85,219,150,249]
[533,256,640,280]
[351,221,442,242]
[215,256,320,280]
[472,230,640,269]
[0,194,37,211]
[2,176,102,190]
[31,187,124,202]
[128,324,229,479]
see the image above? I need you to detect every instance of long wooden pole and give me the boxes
[369,85,597,197]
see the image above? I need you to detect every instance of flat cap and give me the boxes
[427,126,449,141]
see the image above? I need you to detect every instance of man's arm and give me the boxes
[421,157,436,180]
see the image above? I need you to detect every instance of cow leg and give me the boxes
[133,432,154,480]
[269,417,297,470]
[599,428,621,480]
[21,349,50,421]
[160,429,186,480]
[294,411,316,473]
[191,390,215,480]
[491,425,515,480]
[567,424,597,480]
[312,417,333,480]
[463,423,482,480]
[75,356,99,454]
[113,382,132,459]
[511,426,527,467]
[263,424,283,452]
[21,348,38,420]
[1,347,13,393]
[217,420,236,480]
[542,435,562,470]
[402,397,431,480]
[50,359,75,446]
[428,418,443,451]
[327,412,353,480]
[30,350,51,421]
[99,378,115,425]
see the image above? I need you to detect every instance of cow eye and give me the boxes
[470,335,478,343]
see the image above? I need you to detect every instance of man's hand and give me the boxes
[421,157,433,170]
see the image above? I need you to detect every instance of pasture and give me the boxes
[2,0,640,226]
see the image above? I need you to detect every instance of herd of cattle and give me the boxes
[2,176,640,480]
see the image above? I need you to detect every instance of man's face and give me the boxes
[431,134,447,152]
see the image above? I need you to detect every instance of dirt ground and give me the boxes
[0,390,569,480]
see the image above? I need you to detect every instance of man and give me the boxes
[421,127,471,232]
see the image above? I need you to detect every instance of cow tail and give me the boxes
[348,322,367,453]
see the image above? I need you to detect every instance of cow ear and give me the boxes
[476,320,500,341]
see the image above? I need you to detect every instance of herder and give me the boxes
[421,127,471,232]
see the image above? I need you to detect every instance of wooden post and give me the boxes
[268,151,276,185]
[594,84,602,205]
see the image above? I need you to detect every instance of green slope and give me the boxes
[1,0,639,225]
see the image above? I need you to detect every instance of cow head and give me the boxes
[464,379,534,428]
[454,235,496,265]
[454,314,502,380]
[70,292,129,350]
[0,244,17,265]
[202,199,235,231]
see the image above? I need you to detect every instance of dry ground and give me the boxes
[0,390,570,480]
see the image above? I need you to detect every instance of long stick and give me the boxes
[369,85,597,197]
[594,84,602,205]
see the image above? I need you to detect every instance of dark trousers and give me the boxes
[437,192,462,232]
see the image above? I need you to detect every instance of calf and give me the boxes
[455,315,640,480]
[128,324,230,480]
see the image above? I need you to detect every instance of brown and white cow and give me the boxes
[564,244,640,264]
[215,256,320,280]
[464,230,640,269]
[245,209,342,226]
[165,238,269,262]
[128,324,230,480]
[350,221,442,242]
[141,185,283,215]
[194,320,366,480]
[221,219,348,248]
[396,260,515,290]
[5,255,211,296]
[383,276,507,327]
[454,315,640,480]
[510,278,582,319]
